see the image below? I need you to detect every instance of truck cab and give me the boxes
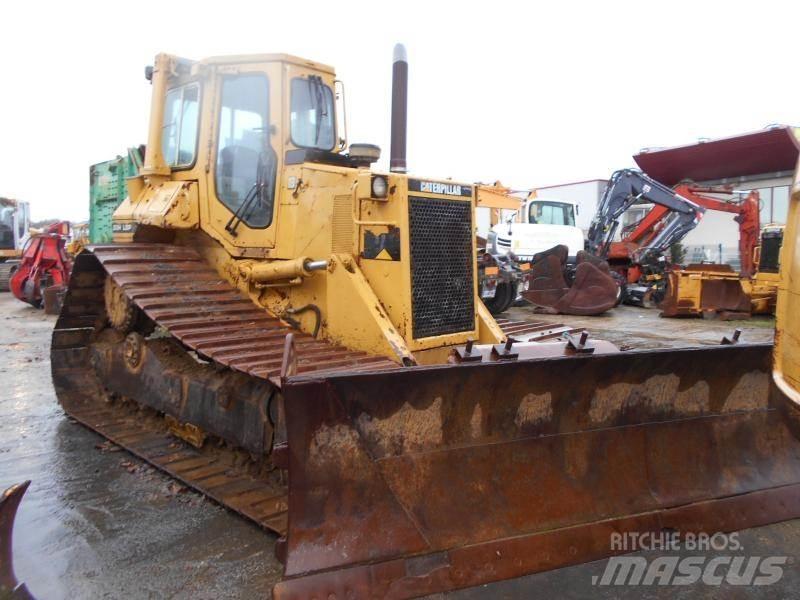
[489,197,584,261]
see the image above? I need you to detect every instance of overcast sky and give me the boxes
[2,1,797,221]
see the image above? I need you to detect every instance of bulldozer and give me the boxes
[50,46,800,598]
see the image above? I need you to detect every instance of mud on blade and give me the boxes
[274,343,800,599]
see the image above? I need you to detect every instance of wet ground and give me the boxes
[0,293,796,599]
[0,295,281,599]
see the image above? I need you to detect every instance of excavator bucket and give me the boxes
[0,481,33,600]
[523,245,619,315]
[661,265,751,319]
[273,342,800,598]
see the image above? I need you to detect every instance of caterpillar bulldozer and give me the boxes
[49,46,800,599]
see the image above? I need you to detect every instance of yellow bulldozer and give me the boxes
[47,46,800,598]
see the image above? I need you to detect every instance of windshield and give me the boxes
[528,201,575,226]
[290,76,335,150]
[0,207,13,249]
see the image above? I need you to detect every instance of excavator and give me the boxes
[586,169,705,306]
[9,221,73,311]
[659,185,776,319]
[517,168,705,316]
[44,47,800,598]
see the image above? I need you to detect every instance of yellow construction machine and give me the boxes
[50,46,800,598]
[0,197,30,291]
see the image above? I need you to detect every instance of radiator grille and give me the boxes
[408,196,475,338]
[331,195,353,253]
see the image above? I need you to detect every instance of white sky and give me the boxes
[2,0,798,221]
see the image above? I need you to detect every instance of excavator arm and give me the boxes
[587,169,704,262]
[672,184,760,277]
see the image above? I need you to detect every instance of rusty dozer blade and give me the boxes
[661,266,752,319]
[522,245,619,315]
[0,481,34,600]
[273,342,800,599]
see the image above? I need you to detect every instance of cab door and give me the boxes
[203,63,282,254]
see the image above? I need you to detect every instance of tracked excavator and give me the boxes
[499,169,709,316]
[50,47,800,598]
[587,168,705,306]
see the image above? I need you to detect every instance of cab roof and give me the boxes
[198,53,335,75]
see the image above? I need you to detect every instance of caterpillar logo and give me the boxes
[408,178,473,198]
[421,181,461,195]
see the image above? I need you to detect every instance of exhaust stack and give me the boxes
[390,43,408,173]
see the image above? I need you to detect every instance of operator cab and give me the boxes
[527,199,577,227]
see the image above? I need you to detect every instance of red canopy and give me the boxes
[633,126,799,186]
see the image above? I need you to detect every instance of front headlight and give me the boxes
[371,175,388,198]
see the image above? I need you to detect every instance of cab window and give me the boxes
[215,74,276,229]
[162,83,199,167]
[290,77,335,150]
[529,201,576,226]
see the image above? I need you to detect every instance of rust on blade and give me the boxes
[274,342,800,598]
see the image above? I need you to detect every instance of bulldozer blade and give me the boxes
[0,481,33,600]
[274,343,800,599]
[661,269,752,319]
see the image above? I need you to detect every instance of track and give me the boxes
[50,244,581,537]
[0,261,16,292]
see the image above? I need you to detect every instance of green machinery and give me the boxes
[88,147,143,243]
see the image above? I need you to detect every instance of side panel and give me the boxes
[774,162,800,413]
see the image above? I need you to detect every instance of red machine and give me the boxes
[612,184,759,275]
[10,221,72,310]
[588,170,760,306]
[672,184,760,275]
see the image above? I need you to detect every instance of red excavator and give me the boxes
[659,185,764,318]
[586,169,759,308]
[9,221,73,311]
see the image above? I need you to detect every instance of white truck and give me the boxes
[488,197,585,262]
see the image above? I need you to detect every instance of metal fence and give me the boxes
[682,245,741,271]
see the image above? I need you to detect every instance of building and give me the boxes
[634,126,799,266]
